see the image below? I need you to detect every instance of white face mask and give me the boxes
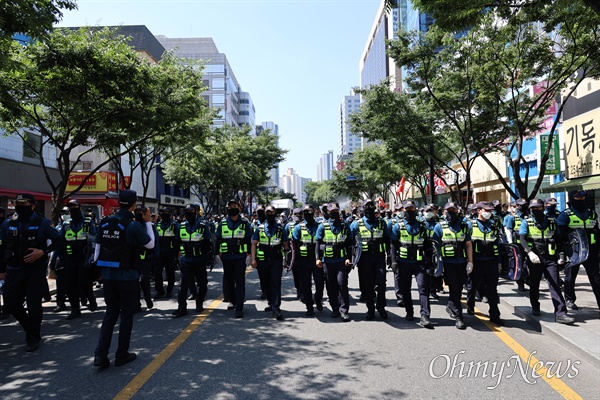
[425,212,435,220]
[61,214,71,222]
[481,211,492,220]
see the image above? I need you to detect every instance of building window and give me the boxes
[22,132,41,161]
[240,111,249,116]
[202,79,210,88]
[71,161,93,170]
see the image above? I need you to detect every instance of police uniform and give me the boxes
[433,202,472,329]
[467,202,504,326]
[519,199,574,324]
[557,190,600,309]
[0,194,62,351]
[216,200,253,318]
[154,209,179,299]
[350,199,390,320]
[292,205,324,316]
[390,200,432,327]
[315,203,353,321]
[387,208,404,307]
[503,198,529,290]
[423,205,443,299]
[252,206,290,320]
[94,190,153,368]
[284,208,304,301]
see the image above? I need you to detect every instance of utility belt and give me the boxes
[256,244,283,261]
[220,239,248,255]
[324,243,347,259]
[473,241,499,257]
[361,240,386,255]
[441,242,465,258]
[298,242,316,259]
[397,244,424,261]
[527,239,557,256]
[159,237,176,250]
[65,240,88,256]
[180,242,203,257]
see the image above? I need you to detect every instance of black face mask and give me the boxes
[570,199,585,210]
[70,209,82,222]
[185,213,196,224]
[545,206,556,214]
[405,210,417,220]
[365,208,376,221]
[304,213,314,223]
[228,208,240,217]
[517,206,529,215]
[329,212,340,222]
[257,211,266,223]
[16,205,34,221]
[266,214,276,224]
[532,210,545,221]
[161,213,172,222]
[446,211,458,222]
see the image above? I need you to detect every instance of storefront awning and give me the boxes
[540,175,600,193]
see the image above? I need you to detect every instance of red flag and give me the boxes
[396,176,406,196]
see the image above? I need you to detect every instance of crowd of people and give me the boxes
[0,188,598,369]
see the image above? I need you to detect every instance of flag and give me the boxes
[396,176,406,196]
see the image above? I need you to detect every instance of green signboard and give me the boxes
[540,133,560,175]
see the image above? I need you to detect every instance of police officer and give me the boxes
[253,205,268,300]
[251,205,290,320]
[503,198,529,291]
[214,200,253,318]
[433,202,473,329]
[520,198,574,324]
[350,199,390,320]
[292,205,324,316]
[285,208,304,302]
[423,204,443,299]
[467,201,504,326]
[172,204,212,317]
[93,190,154,368]
[558,190,600,310]
[545,198,560,219]
[315,203,353,322]
[388,204,405,307]
[154,208,178,299]
[60,199,97,320]
[390,200,432,328]
[50,207,70,313]
[0,194,62,351]
[134,205,158,312]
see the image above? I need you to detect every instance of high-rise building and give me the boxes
[339,92,362,158]
[257,121,280,190]
[317,150,334,182]
[156,36,255,131]
[280,168,311,203]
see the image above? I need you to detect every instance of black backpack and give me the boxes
[97,215,137,269]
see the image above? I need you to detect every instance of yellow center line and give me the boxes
[114,267,255,400]
[471,304,583,400]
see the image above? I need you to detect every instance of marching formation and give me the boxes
[0,189,598,369]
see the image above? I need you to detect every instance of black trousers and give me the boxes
[324,260,350,313]
[155,252,177,295]
[398,261,431,316]
[564,245,600,308]
[222,258,246,311]
[65,257,96,311]
[4,264,47,345]
[138,258,154,308]
[357,254,387,312]
[298,258,324,311]
[95,279,138,359]
[443,261,467,317]
[177,259,208,310]
[529,256,568,316]
[55,267,67,304]
[257,258,284,311]
[466,259,500,319]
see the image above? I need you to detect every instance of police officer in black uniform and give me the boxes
[0,194,62,352]
[154,208,179,299]
[93,190,154,368]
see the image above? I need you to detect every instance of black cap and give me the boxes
[302,204,314,212]
[184,204,198,212]
[492,200,501,207]
[444,202,459,210]
[61,206,70,214]
[569,190,587,199]
[159,207,172,214]
[362,199,374,208]
[545,198,558,205]
[509,201,516,207]
[118,190,137,206]
[476,201,494,210]
[402,200,416,208]
[0,207,5,214]
[394,203,402,210]
[327,202,340,212]
[227,199,239,207]
[67,199,81,208]
[515,198,528,206]
[255,204,265,212]
[265,205,276,213]
[467,204,477,212]
[293,208,303,215]
[529,198,545,208]
[15,193,36,204]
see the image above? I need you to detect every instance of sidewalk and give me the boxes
[496,268,600,369]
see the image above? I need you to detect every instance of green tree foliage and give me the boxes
[163,125,286,214]
[0,27,210,221]
[303,180,337,207]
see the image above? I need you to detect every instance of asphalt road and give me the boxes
[1,266,598,400]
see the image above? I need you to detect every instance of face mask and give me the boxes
[397,211,404,219]
[228,208,240,217]
[293,215,301,223]
[61,214,71,222]
[329,212,340,221]
[405,210,417,220]
[161,213,172,222]
[304,213,314,223]
[257,211,266,223]
[446,211,457,222]
[481,211,492,220]
[365,208,376,220]
[15,205,34,220]
[570,199,585,210]
[532,210,545,220]
[425,212,435,220]
[70,209,82,221]
[545,206,556,214]
[266,214,276,224]
[185,213,196,224]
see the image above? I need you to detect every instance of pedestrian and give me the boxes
[350,199,390,320]
[520,198,574,324]
[214,200,253,318]
[0,194,63,351]
[93,190,154,368]
[315,203,353,322]
[172,204,213,317]
[251,205,290,320]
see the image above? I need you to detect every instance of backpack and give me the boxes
[97,215,137,269]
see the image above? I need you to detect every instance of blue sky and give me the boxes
[56,0,382,181]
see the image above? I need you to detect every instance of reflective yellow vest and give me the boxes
[471,221,499,257]
[523,216,556,255]
[565,209,597,245]
[397,221,425,261]
[322,221,349,258]
[179,222,205,257]
[439,220,469,258]
[256,224,283,261]
[219,219,248,254]
[358,219,386,254]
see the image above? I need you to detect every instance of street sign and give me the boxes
[539,133,560,175]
